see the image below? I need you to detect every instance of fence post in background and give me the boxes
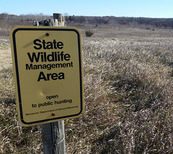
[41,13,66,154]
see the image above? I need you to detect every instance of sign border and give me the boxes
[11,27,84,125]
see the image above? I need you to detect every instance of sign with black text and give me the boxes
[11,26,84,126]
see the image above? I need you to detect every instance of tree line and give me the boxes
[1,13,173,28]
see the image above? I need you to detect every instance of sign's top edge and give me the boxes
[11,26,81,35]
[12,25,79,29]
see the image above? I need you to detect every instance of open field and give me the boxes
[1,24,173,153]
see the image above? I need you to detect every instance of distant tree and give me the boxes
[64,13,69,17]
[1,13,8,20]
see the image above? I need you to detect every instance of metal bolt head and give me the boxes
[51,113,55,116]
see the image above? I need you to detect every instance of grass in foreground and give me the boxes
[0,27,173,153]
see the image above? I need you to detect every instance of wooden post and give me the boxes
[53,13,65,27]
[42,121,65,154]
[41,13,66,154]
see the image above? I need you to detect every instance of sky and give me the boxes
[0,0,173,18]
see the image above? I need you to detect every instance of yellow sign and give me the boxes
[11,26,84,126]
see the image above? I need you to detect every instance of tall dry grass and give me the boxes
[0,25,173,153]
[66,27,173,153]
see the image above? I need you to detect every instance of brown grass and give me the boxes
[1,24,173,153]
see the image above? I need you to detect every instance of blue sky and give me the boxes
[0,0,173,18]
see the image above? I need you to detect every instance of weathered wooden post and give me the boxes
[53,13,65,27]
[41,13,66,154]
[42,121,65,154]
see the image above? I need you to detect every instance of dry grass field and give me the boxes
[1,23,173,153]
